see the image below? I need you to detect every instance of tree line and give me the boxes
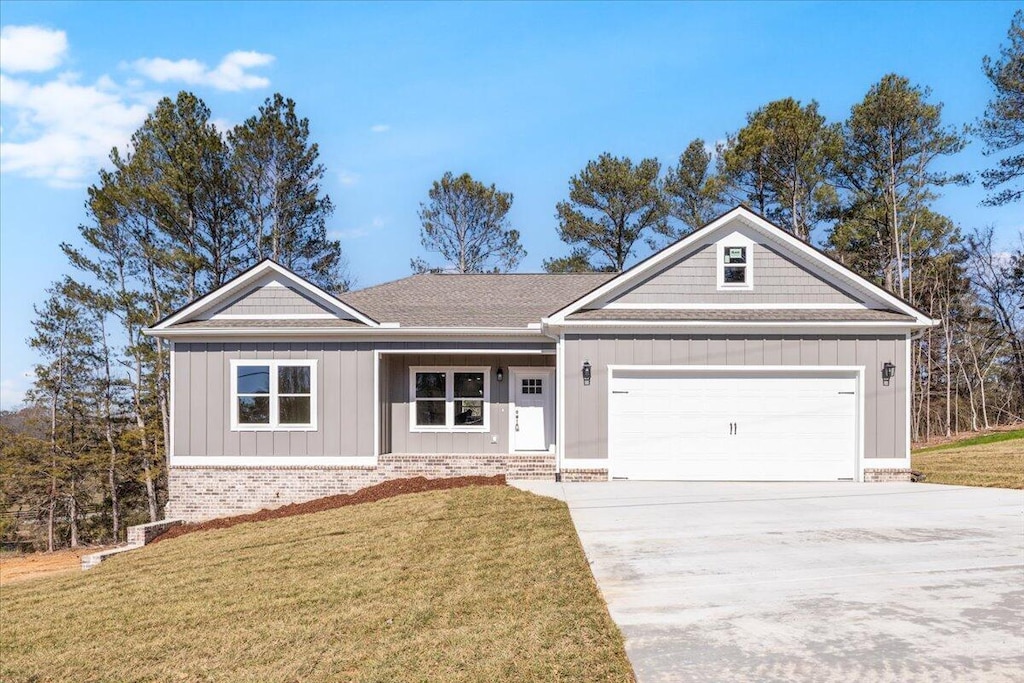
[1,12,1021,550]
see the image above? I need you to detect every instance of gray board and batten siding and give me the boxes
[172,341,554,460]
[561,334,907,462]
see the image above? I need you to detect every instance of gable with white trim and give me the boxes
[603,223,865,307]
[149,259,378,330]
[205,276,340,320]
[547,207,937,326]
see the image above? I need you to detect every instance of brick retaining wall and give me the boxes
[167,453,557,522]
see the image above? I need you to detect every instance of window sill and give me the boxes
[231,425,318,432]
[410,426,490,434]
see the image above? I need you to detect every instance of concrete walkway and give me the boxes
[513,481,1024,683]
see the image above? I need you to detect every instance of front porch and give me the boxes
[378,350,558,458]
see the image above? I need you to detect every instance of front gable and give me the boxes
[601,223,865,307]
[149,260,378,331]
[202,275,339,320]
[547,207,937,327]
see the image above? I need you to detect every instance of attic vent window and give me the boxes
[717,239,754,291]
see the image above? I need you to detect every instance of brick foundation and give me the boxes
[167,452,557,522]
[561,469,610,482]
[863,468,914,482]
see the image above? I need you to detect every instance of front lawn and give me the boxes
[912,429,1024,489]
[1,486,634,682]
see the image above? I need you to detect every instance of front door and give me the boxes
[511,369,553,452]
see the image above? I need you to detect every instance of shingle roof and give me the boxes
[565,309,915,322]
[338,273,616,328]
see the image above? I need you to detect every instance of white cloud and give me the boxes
[0,25,67,73]
[330,216,386,241]
[132,50,274,92]
[370,124,390,133]
[338,169,360,186]
[0,72,154,187]
[0,30,271,187]
[0,369,33,410]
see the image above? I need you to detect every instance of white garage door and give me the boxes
[608,368,859,481]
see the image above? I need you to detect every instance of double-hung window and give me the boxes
[717,235,755,291]
[410,367,489,432]
[231,359,317,430]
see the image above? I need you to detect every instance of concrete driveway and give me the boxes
[514,481,1024,683]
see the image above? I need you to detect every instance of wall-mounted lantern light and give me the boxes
[496,367,504,382]
[882,362,896,386]
[582,360,592,386]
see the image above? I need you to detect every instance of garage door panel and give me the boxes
[609,370,858,481]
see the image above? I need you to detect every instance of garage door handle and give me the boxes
[612,390,629,394]
[838,391,855,395]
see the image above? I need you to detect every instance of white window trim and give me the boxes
[409,366,490,433]
[716,233,755,291]
[229,359,318,432]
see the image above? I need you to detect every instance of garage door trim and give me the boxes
[606,364,865,482]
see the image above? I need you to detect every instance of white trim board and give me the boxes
[599,302,870,310]
[171,456,378,467]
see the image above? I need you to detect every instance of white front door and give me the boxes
[511,369,553,452]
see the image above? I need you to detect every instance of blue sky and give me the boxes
[1,1,1020,408]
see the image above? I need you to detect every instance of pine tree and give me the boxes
[547,153,668,272]
[411,172,524,273]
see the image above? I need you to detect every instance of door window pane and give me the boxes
[279,396,311,424]
[237,366,270,394]
[278,366,311,394]
[238,396,270,424]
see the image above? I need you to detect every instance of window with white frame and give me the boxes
[716,235,755,290]
[231,360,317,430]
[410,367,489,431]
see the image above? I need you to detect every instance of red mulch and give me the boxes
[151,475,506,545]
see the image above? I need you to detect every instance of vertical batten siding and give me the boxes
[563,333,907,462]
[172,341,555,459]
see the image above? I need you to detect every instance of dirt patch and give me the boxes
[152,475,506,544]
[0,546,115,585]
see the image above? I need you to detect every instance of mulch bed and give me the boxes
[151,475,506,545]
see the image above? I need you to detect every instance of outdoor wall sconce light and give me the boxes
[582,360,592,386]
[882,362,896,386]
[496,367,504,382]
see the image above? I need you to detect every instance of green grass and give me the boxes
[912,428,1024,453]
[0,486,634,682]
[912,430,1024,489]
